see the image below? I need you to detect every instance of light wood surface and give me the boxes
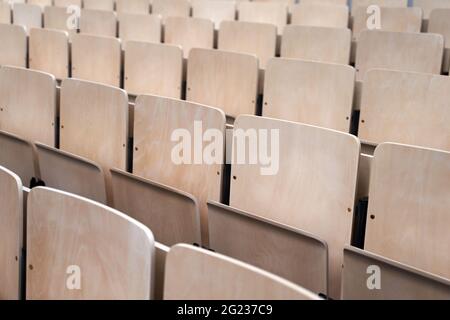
[230,115,360,298]
[44,6,77,40]
[238,2,287,34]
[0,2,11,24]
[111,168,201,246]
[133,95,225,243]
[151,0,190,20]
[291,3,348,28]
[13,3,42,33]
[281,25,351,64]
[79,9,117,37]
[26,187,155,300]
[355,30,443,81]
[54,0,82,7]
[124,41,183,98]
[29,28,69,80]
[351,0,408,16]
[218,20,276,69]
[192,0,236,29]
[118,13,161,49]
[302,0,348,5]
[263,58,355,133]
[164,244,320,300]
[117,0,150,14]
[428,8,450,72]
[28,0,52,7]
[0,24,27,67]
[187,48,258,119]
[0,66,56,147]
[71,34,121,87]
[356,153,372,200]
[0,166,23,300]
[154,242,169,300]
[413,0,450,19]
[365,143,450,280]
[359,69,450,151]
[208,201,328,295]
[83,0,115,11]
[164,17,214,59]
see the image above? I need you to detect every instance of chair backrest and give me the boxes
[13,3,42,33]
[208,201,328,296]
[359,69,450,151]
[187,48,258,119]
[151,0,190,20]
[0,2,11,24]
[26,187,155,300]
[28,0,52,7]
[263,58,355,133]
[429,8,450,48]
[124,41,183,98]
[365,143,450,280]
[29,28,69,80]
[0,66,56,147]
[342,246,450,300]
[36,143,107,204]
[118,13,161,49]
[238,2,287,34]
[229,115,360,298]
[116,0,150,14]
[281,25,351,65]
[355,30,443,81]
[43,6,78,40]
[351,0,408,16]
[413,0,450,19]
[302,0,348,5]
[133,95,225,243]
[71,34,121,87]
[83,0,115,11]
[0,166,23,300]
[54,0,82,7]
[164,17,214,59]
[291,3,348,28]
[111,168,201,246]
[218,20,277,69]
[79,9,117,37]
[192,0,236,29]
[164,244,320,300]
[0,24,26,67]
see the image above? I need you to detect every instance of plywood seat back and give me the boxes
[0,2,11,24]
[291,3,349,28]
[13,3,42,34]
[118,13,161,49]
[192,0,236,29]
[0,24,27,67]
[54,0,82,8]
[116,0,151,14]
[44,6,78,40]
[83,0,115,11]
[351,0,408,16]
[79,9,117,37]
[151,0,190,20]
[413,0,450,20]
[238,2,287,34]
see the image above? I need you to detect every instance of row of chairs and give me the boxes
[0,67,449,298]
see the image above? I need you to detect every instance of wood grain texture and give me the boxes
[164,244,320,300]
[154,242,169,300]
[351,0,408,16]
[13,3,42,33]
[291,3,348,28]
[83,0,115,11]
[43,6,77,40]
[28,0,52,7]
[118,13,161,49]
[26,187,155,300]
[0,24,27,67]
[413,0,450,19]
[54,0,82,7]
[428,8,450,72]
[238,2,287,34]
[151,0,190,20]
[79,9,117,37]
[192,0,236,29]
[365,143,450,280]
[117,0,150,14]
[0,2,11,24]
[229,115,360,298]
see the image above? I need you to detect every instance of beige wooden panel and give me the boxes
[351,0,408,16]
[229,115,360,298]
[429,9,450,72]
[28,0,52,7]
[302,0,347,5]
[353,7,422,40]
[164,244,320,300]
[0,130,38,187]
[208,201,328,295]
[118,13,161,49]
[263,58,355,132]
[79,9,117,37]
[36,143,107,204]
[29,28,69,80]
[218,20,276,69]
[124,41,183,97]
[356,153,372,200]
[238,2,287,33]
[413,0,450,19]
[359,69,450,151]
[165,17,214,59]
[0,166,23,300]
[83,0,115,11]
[291,4,349,28]
[366,143,450,280]
[111,169,201,246]
[355,30,443,81]
[342,246,450,300]
[192,0,236,29]
[151,0,190,20]
[59,79,128,182]
[0,2,11,24]
[44,6,78,40]
[117,0,150,14]
[154,242,169,300]
[0,67,56,146]
[0,24,27,67]
[13,3,42,33]
[54,0,82,7]
[281,25,351,64]
[26,187,155,300]
[133,95,225,243]
[71,34,121,87]
[187,48,258,118]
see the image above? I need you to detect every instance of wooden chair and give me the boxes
[302,0,348,5]
[208,201,328,296]
[229,115,360,298]
[351,0,408,16]
[54,0,82,7]
[151,0,190,21]
[0,66,57,147]
[191,0,236,29]
[164,17,214,59]
[44,6,78,40]
[428,8,450,73]
[83,0,115,11]
[26,187,155,299]
[0,24,27,67]
[0,2,11,24]
[79,9,117,37]
[263,58,355,133]
[13,3,42,34]
[118,13,161,49]
[116,0,150,14]
[290,3,349,29]
[238,2,287,34]
[124,42,183,98]
[413,0,450,30]
[187,48,259,119]
[28,0,52,7]
[111,168,201,246]
[71,34,121,87]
